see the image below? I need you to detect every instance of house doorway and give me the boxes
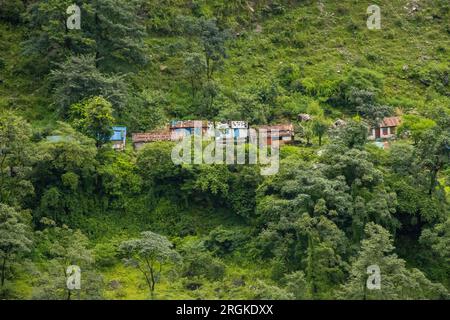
[375,128,381,139]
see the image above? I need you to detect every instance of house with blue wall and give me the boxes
[110,126,127,150]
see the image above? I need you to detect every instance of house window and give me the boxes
[382,127,389,136]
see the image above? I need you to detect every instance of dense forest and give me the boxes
[0,0,449,300]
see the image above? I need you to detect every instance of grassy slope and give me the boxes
[1,0,449,299]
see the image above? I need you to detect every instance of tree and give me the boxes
[330,119,368,149]
[136,141,187,199]
[0,204,33,287]
[415,127,450,196]
[420,218,450,264]
[199,18,229,80]
[22,0,147,71]
[183,52,206,98]
[0,112,34,206]
[119,231,181,298]
[0,0,25,24]
[180,241,225,281]
[187,165,230,206]
[88,0,148,69]
[298,120,314,146]
[295,214,347,298]
[398,114,437,144]
[33,124,98,223]
[33,218,103,300]
[339,223,448,299]
[70,96,114,148]
[283,271,308,299]
[22,0,92,70]
[350,89,393,127]
[311,117,330,146]
[50,55,127,116]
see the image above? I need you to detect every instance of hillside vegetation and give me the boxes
[0,0,449,300]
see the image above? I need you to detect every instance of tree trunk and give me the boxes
[428,166,439,196]
[1,255,7,287]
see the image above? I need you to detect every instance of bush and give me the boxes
[182,251,226,281]
[94,241,120,268]
[204,227,247,256]
[0,0,24,24]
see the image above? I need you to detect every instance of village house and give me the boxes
[131,121,295,149]
[170,120,211,140]
[367,116,401,140]
[214,121,248,143]
[110,126,127,151]
[298,113,312,122]
[256,124,295,145]
[132,129,172,150]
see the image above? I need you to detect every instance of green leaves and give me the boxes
[70,96,115,148]
[339,223,449,300]
[22,0,147,71]
[50,55,127,116]
[119,231,181,296]
[0,112,34,206]
[0,204,33,287]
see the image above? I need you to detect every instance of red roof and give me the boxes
[170,120,209,129]
[132,131,171,143]
[379,116,401,128]
[255,124,294,137]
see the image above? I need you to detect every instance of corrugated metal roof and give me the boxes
[170,120,209,129]
[379,116,401,127]
[132,130,171,143]
[256,124,294,137]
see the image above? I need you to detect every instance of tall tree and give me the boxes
[33,124,98,223]
[311,116,330,146]
[183,52,206,98]
[32,218,103,300]
[415,127,450,196]
[350,89,392,127]
[119,231,181,298]
[0,204,33,287]
[70,96,114,148]
[339,222,448,299]
[199,18,229,80]
[0,113,34,206]
[22,0,147,71]
[50,54,127,116]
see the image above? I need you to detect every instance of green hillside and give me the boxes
[0,0,449,300]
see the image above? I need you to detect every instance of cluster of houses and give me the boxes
[130,121,295,150]
[107,116,402,151]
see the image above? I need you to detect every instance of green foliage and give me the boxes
[70,96,114,147]
[136,141,183,193]
[0,112,34,206]
[50,55,128,116]
[204,226,247,256]
[398,114,437,143]
[251,280,294,300]
[33,124,98,223]
[180,241,226,281]
[0,204,33,288]
[339,223,448,300]
[0,0,25,24]
[119,231,181,297]
[1,0,450,300]
[32,218,103,299]
[22,0,147,71]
